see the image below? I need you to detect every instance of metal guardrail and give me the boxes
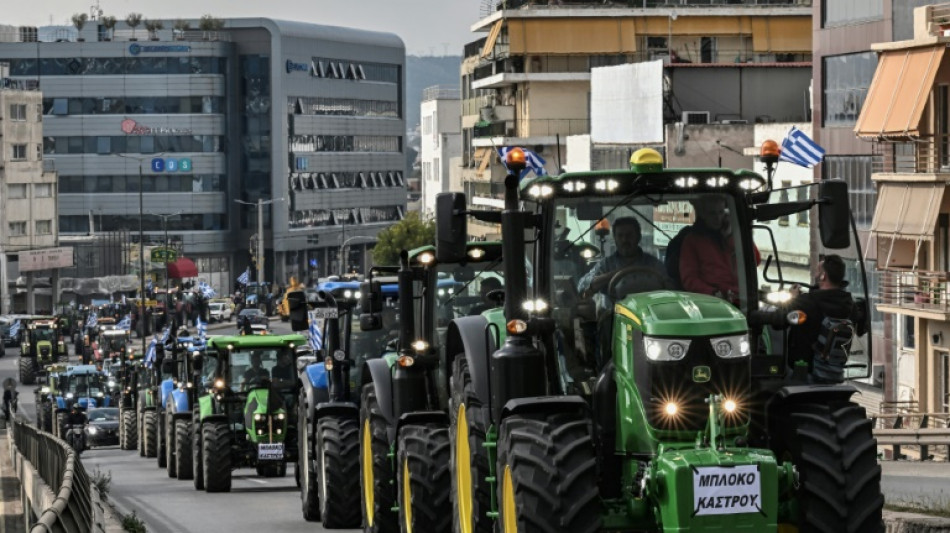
[10,417,95,532]
[871,410,950,461]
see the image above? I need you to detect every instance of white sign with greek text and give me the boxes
[692,465,762,516]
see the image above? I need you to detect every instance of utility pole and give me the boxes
[235,198,284,286]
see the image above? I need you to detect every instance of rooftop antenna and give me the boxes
[90,0,102,20]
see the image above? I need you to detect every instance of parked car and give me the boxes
[209,302,233,323]
[236,308,267,331]
[85,407,120,447]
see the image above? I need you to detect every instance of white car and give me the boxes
[208,302,233,323]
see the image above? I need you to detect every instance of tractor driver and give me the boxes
[270,351,295,387]
[243,352,271,387]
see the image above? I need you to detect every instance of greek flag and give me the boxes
[197,281,217,299]
[237,268,250,286]
[779,127,826,168]
[146,279,153,293]
[86,312,97,329]
[160,326,171,344]
[117,314,132,330]
[196,316,207,341]
[498,146,548,180]
[8,320,21,339]
[308,311,322,351]
[145,338,157,369]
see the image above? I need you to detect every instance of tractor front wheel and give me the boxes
[175,418,193,480]
[18,358,35,385]
[316,415,361,528]
[397,423,451,533]
[202,420,231,492]
[360,384,396,533]
[496,411,602,533]
[298,393,320,521]
[774,401,884,533]
[450,356,492,533]
[120,408,137,450]
[165,414,177,477]
[143,411,158,458]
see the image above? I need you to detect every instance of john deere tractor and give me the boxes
[193,334,305,492]
[434,147,883,533]
[356,243,504,533]
[19,318,69,385]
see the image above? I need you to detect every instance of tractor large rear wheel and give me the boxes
[496,411,602,533]
[450,356,492,533]
[360,384,396,533]
[317,415,361,528]
[143,411,158,458]
[121,408,137,450]
[137,411,145,456]
[18,358,35,385]
[202,420,231,492]
[165,414,177,477]
[397,423,451,533]
[175,418,193,480]
[774,401,884,533]
[298,393,320,521]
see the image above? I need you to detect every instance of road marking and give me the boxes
[246,478,268,485]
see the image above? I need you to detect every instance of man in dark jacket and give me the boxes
[786,254,854,373]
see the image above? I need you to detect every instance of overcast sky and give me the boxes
[16,0,484,56]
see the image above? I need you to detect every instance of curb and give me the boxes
[885,510,950,532]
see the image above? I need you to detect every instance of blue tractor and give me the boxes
[158,334,206,480]
[51,365,112,439]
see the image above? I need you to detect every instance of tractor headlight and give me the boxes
[723,399,738,413]
[643,337,690,362]
[709,334,751,359]
[108,380,116,388]
[254,413,264,422]
[40,387,50,393]
[276,428,282,435]
[66,393,74,399]
[664,402,679,417]
[277,413,285,420]
[214,379,225,389]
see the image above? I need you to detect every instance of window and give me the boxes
[8,103,26,121]
[902,315,915,349]
[778,182,791,226]
[823,52,877,127]
[34,183,52,198]
[7,183,26,199]
[823,0,883,28]
[11,144,27,160]
[8,222,26,237]
[35,220,51,235]
[823,156,876,230]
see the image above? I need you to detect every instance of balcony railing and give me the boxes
[873,139,950,174]
[474,118,590,138]
[878,269,950,313]
[488,0,810,11]
[931,4,950,36]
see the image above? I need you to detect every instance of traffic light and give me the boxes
[287,290,308,332]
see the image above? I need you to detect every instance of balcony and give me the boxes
[472,118,590,146]
[487,0,810,10]
[873,139,950,177]
[877,269,950,320]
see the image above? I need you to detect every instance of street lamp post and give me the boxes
[340,236,376,277]
[151,211,182,319]
[235,198,284,284]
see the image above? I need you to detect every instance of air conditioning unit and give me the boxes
[721,119,748,125]
[682,111,710,125]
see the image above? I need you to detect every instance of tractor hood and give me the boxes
[616,291,747,337]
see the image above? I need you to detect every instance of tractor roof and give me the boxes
[65,364,102,376]
[206,334,306,352]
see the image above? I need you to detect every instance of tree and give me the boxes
[371,212,435,266]
[71,13,88,41]
[173,19,191,40]
[125,13,143,40]
[101,16,117,41]
[144,20,164,40]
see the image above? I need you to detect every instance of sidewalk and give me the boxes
[0,426,24,533]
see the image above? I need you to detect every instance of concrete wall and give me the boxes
[668,66,811,124]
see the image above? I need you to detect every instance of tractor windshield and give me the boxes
[65,374,106,396]
[104,335,128,352]
[33,328,57,341]
[229,348,293,392]
[436,263,505,343]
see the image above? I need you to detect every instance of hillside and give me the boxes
[406,55,462,130]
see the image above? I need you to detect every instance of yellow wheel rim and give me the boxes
[362,419,375,527]
[403,458,413,533]
[502,465,517,533]
[456,403,473,533]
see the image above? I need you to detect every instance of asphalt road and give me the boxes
[1,319,360,533]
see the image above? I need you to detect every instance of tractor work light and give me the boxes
[276,428,282,435]
[255,413,264,422]
[786,310,807,325]
[766,290,792,304]
[417,251,436,265]
[527,184,554,198]
[561,180,587,193]
[411,340,429,353]
[66,393,74,399]
[664,402,678,417]
[522,299,549,313]
[214,379,225,389]
[579,246,598,260]
[325,357,334,371]
[644,337,690,362]
[673,176,699,188]
[723,399,738,413]
[40,387,49,394]
[108,381,116,388]
[277,413,285,420]
[468,248,486,260]
[257,429,264,435]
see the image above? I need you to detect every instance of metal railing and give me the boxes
[422,85,461,101]
[11,417,95,532]
[871,404,950,461]
[877,269,950,313]
[873,139,950,174]
[490,0,810,10]
[931,4,950,36]
[474,118,590,138]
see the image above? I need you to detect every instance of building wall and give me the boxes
[523,81,588,123]
[668,66,811,124]
[421,96,461,216]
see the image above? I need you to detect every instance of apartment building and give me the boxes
[420,85,462,217]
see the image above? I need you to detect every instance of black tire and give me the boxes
[55,412,68,440]
[137,411,145,457]
[121,408,137,450]
[41,403,52,433]
[143,411,158,458]
[360,383,397,533]
[157,414,167,468]
[202,420,231,492]
[299,394,320,522]
[397,423,451,533]
[165,414,176,477]
[193,415,204,490]
[175,418,194,480]
[449,356,492,533]
[317,415,361,528]
[19,358,35,385]
[496,411,602,533]
[773,401,884,533]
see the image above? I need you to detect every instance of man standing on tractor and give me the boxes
[577,217,666,306]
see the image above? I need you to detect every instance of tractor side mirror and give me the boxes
[286,290,308,332]
[818,179,850,249]
[436,192,468,263]
[359,281,383,331]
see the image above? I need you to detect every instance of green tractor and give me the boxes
[19,318,69,385]
[117,351,146,450]
[193,334,305,492]
[435,147,883,532]
[356,243,504,532]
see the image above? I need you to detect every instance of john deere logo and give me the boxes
[692,366,711,383]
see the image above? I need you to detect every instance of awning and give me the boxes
[481,20,504,58]
[870,183,944,240]
[166,257,198,279]
[855,46,945,139]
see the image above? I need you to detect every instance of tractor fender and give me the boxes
[444,316,494,409]
[769,383,858,411]
[314,401,359,421]
[55,397,66,410]
[159,378,175,408]
[171,410,192,421]
[201,413,228,425]
[361,358,395,430]
[393,410,450,456]
[500,395,589,422]
[299,363,330,426]
[169,388,190,415]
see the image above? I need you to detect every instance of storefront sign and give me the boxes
[121,118,193,136]
[129,43,192,55]
[150,157,192,173]
[19,247,74,272]
[286,59,309,73]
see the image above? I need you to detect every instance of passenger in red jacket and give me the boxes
[679,196,740,302]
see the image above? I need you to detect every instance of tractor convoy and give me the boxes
[17,146,885,533]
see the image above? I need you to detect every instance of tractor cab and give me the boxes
[99,329,133,364]
[57,365,110,410]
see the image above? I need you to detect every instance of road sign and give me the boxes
[19,247,74,272]
[150,247,178,263]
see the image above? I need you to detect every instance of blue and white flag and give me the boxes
[160,327,171,344]
[237,268,250,286]
[196,316,207,341]
[85,312,97,329]
[117,314,132,330]
[197,281,217,299]
[145,338,157,369]
[498,146,548,180]
[779,127,826,168]
[8,320,21,339]
[308,311,322,351]
[146,279,153,293]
